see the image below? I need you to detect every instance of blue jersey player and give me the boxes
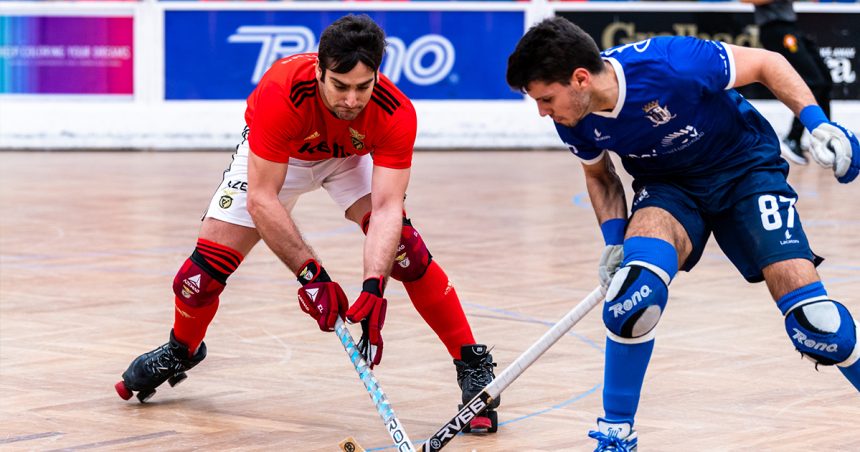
[506,17,860,451]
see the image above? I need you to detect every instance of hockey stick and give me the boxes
[422,285,606,451]
[334,317,416,452]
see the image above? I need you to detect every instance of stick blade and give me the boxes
[339,437,366,452]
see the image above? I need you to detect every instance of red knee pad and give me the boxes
[361,212,431,282]
[392,218,432,282]
[173,258,226,308]
[173,239,242,308]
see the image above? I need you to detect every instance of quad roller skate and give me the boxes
[588,418,638,452]
[454,344,499,433]
[114,329,206,403]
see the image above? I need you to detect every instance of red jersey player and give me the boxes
[115,14,500,432]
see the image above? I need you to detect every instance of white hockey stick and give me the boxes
[422,285,606,451]
[334,317,416,452]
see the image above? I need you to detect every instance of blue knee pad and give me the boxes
[779,282,859,366]
[604,265,669,341]
[784,300,858,366]
[603,237,677,343]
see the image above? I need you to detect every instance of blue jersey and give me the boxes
[557,36,780,181]
[558,37,818,282]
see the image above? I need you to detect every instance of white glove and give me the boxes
[809,123,853,178]
[598,244,624,289]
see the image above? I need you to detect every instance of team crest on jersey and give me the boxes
[219,195,233,209]
[349,128,366,150]
[643,100,676,127]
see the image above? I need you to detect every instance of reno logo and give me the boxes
[608,285,652,318]
[792,328,839,353]
[228,26,455,86]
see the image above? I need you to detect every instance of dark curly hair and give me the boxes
[506,17,604,93]
[318,14,386,79]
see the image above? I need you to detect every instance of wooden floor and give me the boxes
[1,150,859,452]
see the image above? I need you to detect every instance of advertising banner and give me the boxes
[558,10,858,100]
[164,10,524,100]
[0,16,134,95]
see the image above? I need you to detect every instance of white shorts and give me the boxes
[204,139,372,228]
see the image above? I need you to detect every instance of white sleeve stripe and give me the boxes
[722,42,736,90]
[578,150,606,165]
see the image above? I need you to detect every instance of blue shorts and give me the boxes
[630,156,821,283]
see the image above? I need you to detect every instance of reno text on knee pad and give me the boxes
[603,265,670,343]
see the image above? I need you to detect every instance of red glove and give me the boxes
[346,277,387,368]
[296,259,347,332]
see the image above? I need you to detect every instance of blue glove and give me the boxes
[800,105,860,184]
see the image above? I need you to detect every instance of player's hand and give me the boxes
[599,244,624,289]
[799,105,859,184]
[296,259,347,332]
[356,318,383,369]
[346,277,387,368]
[298,281,348,332]
[809,122,860,184]
[598,218,626,289]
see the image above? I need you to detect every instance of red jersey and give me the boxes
[244,53,416,169]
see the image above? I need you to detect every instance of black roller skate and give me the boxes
[114,329,206,403]
[454,344,499,433]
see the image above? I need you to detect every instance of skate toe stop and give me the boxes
[470,416,492,430]
[467,410,498,433]
[114,381,132,400]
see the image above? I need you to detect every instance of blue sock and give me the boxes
[839,361,860,391]
[603,336,654,421]
[602,236,677,423]
[775,281,826,315]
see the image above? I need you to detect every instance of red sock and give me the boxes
[173,238,243,355]
[174,297,220,355]
[404,260,475,359]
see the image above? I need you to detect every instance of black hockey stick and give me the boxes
[422,285,606,451]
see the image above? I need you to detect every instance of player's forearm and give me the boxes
[587,179,627,224]
[743,48,818,116]
[583,159,627,224]
[363,201,401,280]
[247,194,315,274]
[364,165,410,280]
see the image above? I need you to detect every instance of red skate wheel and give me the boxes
[115,381,132,400]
